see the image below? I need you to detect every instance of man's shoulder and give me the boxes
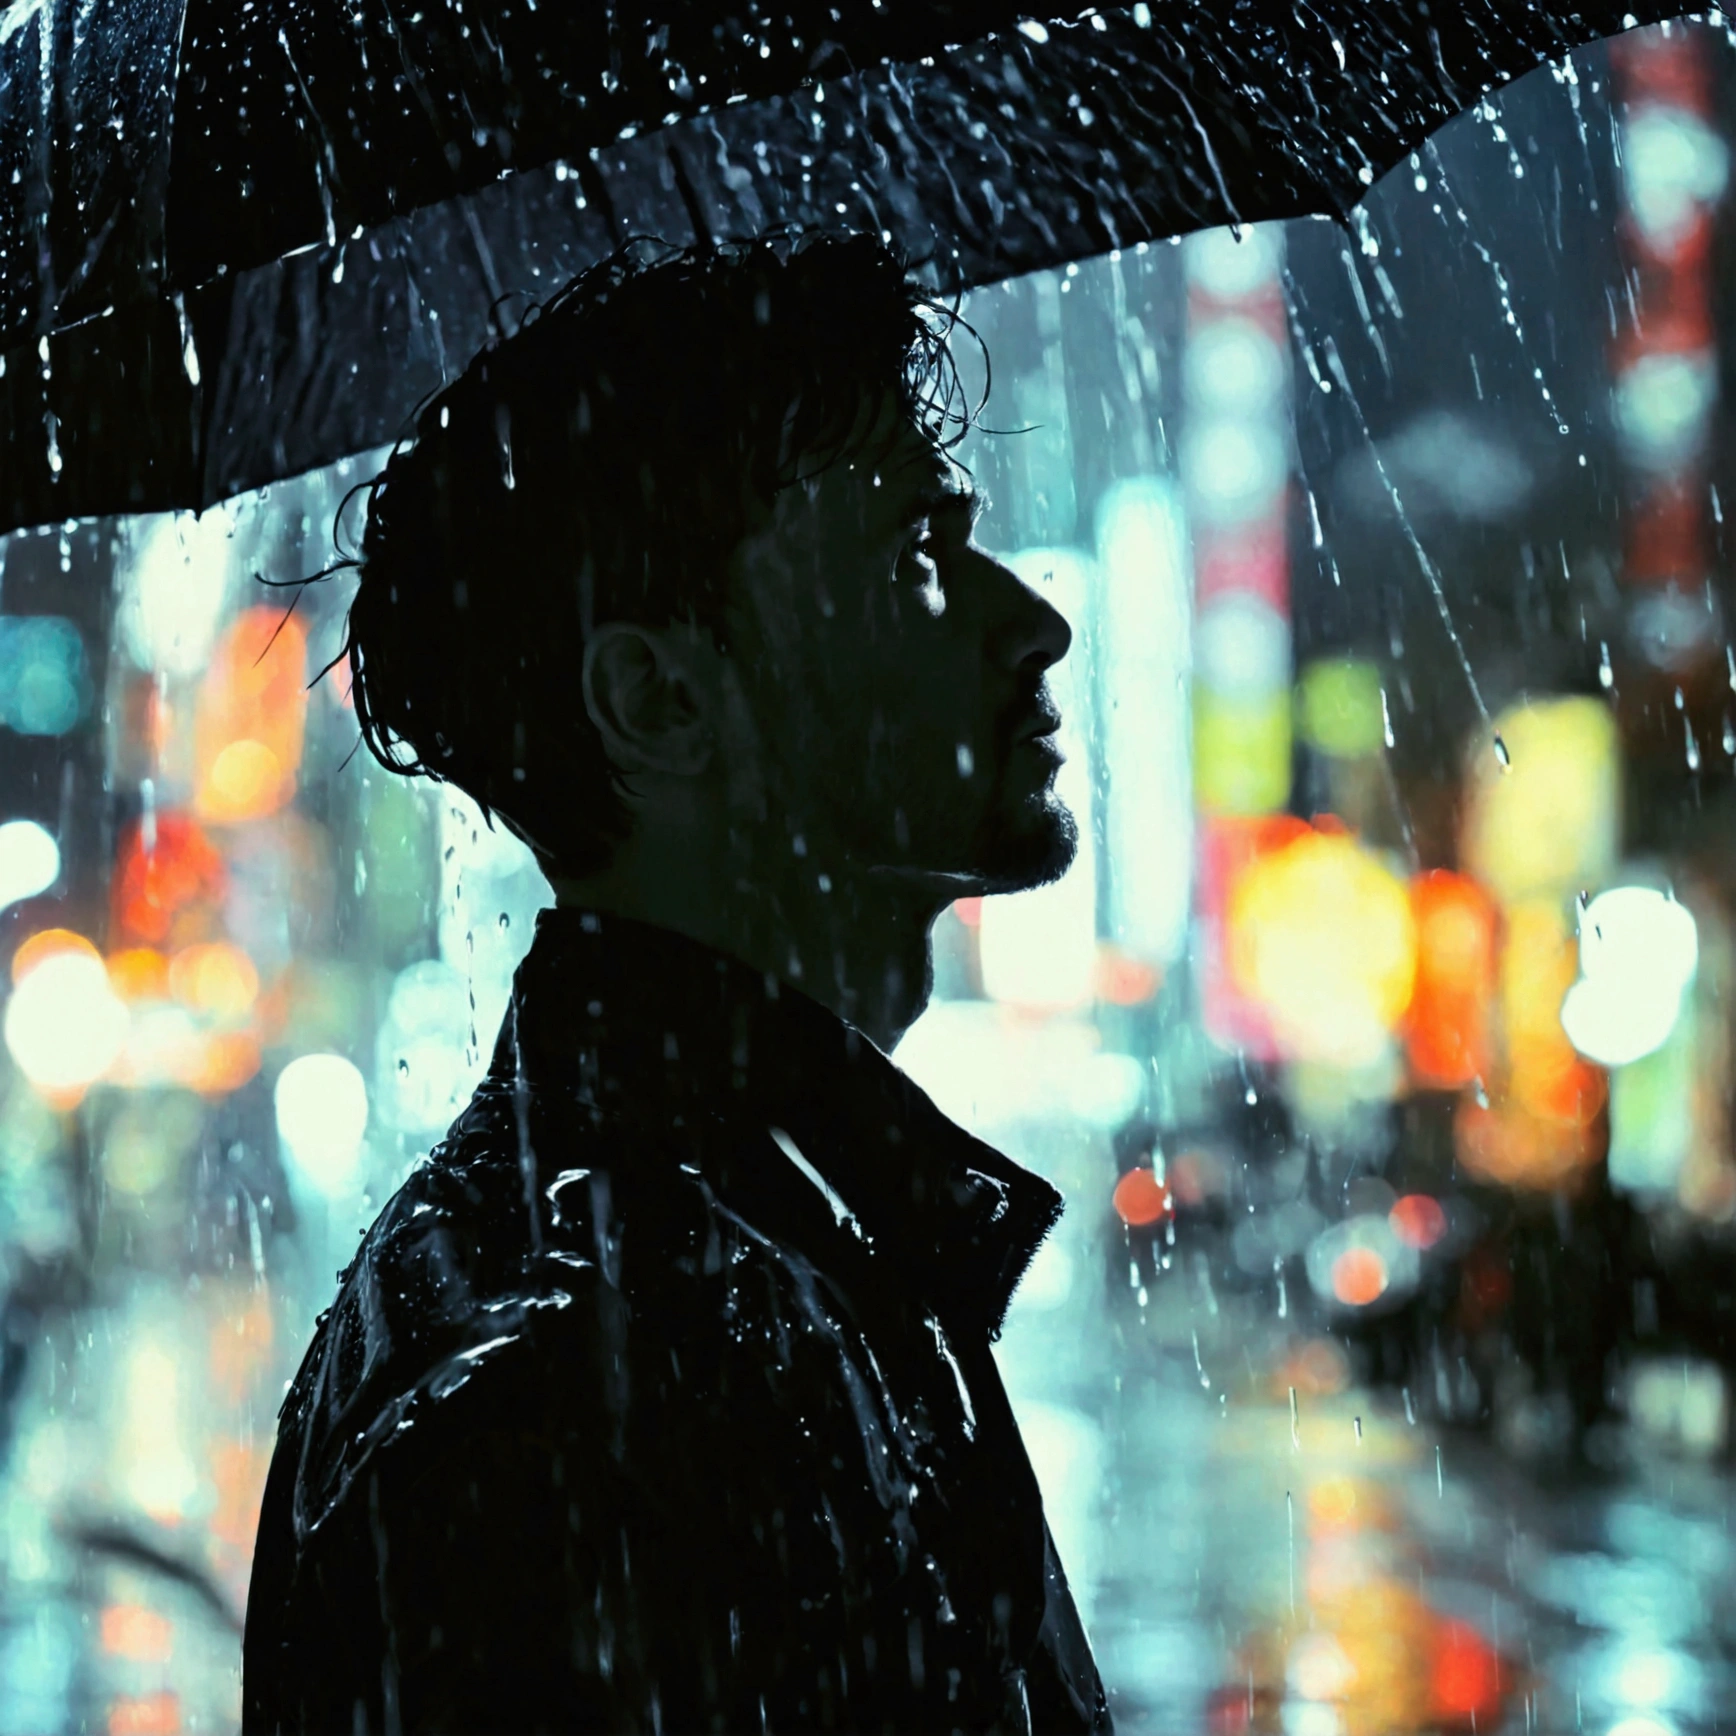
[273,1074,821,1527]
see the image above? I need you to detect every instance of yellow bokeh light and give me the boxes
[1227,830,1418,1066]
[1462,697,1619,907]
[201,738,286,824]
[168,941,260,1022]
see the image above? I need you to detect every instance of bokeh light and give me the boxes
[1404,870,1497,1089]
[1561,885,1698,1067]
[274,1053,369,1196]
[1462,697,1620,907]
[0,819,59,912]
[1227,829,1417,1066]
[0,616,91,736]
[5,948,129,1094]
[195,606,308,825]
[1389,1194,1448,1251]
[120,508,238,677]
[1112,1168,1172,1227]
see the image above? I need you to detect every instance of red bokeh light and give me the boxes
[111,814,226,948]
[1389,1193,1448,1251]
[1112,1168,1172,1228]
[1430,1618,1502,1723]
[1330,1246,1389,1308]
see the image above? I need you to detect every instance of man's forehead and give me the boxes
[845,422,968,511]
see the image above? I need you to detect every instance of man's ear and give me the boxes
[581,621,715,777]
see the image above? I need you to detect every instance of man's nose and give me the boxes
[987,556,1073,674]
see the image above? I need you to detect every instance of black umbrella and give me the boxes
[0,0,1698,534]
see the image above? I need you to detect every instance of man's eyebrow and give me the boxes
[903,485,983,525]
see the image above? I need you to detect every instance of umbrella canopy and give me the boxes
[0,0,1697,534]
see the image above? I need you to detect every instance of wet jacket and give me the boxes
[244,909,1111,1734]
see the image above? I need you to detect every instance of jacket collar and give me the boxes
[496,906,1062,1339]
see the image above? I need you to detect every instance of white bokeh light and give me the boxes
[0,820,59,912]
[275,1053,371,1195]
[1561,886,1698,1068]
[120,507,239,677]
[4,952,129,1092]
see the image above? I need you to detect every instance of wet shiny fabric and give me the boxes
[243,909,1111,1734]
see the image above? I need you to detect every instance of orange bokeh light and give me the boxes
[185,1030,263,1097]
[1389,1194,1448,1251]
[107,948,170,1001]
[1096,947,1162,1006]
[194,606,308,825]
[1330,1246,1389,1307]
[107,1693,180,1736]
[168,942,259,1021]
[112,814,226,948]
[1112,1168,1173,1227]
[11,927,99,984]
[100,1604,173,1663]
[1405,871,1497,1089]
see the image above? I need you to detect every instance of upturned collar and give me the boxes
[496,906,1063,1339]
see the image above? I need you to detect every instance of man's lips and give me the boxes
[1014,709,1063,744]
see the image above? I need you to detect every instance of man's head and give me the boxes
[347,235,1074,903]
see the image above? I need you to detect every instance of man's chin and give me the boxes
[964,796,1079,895]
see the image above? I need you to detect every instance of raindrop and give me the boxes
[1492,733,1511,770]
[498,911,510,929]
[1598,642,1614,689]
[1686,718,1701,772]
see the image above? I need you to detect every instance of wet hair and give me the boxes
[343,233,979,874]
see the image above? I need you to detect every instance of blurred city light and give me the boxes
[1622,104,1729,246]
[119,508,238,677]
[1462,697,1620,906]
[274,1053,369,1195]
[1297,658,1386,760]
[1095,480,1193,964]
[1388,1194,1447,1251]
[1305,1214,1419,1314]
[111,815,227,948]
[194,606,308,825]
[1614,348,1718,472]
[1562,886,1699,1066]
[4,945,129,1094]
[0,617,90,736]
[1404,871,1497,1089]
[1227,829,1417,1067]
[1111,1167,1172,1228]
[167,941,259,1022]
[0,820,58,912]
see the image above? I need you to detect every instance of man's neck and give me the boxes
[549,838,948,1052]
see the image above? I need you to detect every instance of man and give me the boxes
[244,235,1110,1734]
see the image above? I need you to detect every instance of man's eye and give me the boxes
[900,524,939,579]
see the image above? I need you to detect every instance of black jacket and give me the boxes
[244,909,1111,1734]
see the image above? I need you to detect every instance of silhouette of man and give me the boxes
[244,236,1110,1735]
